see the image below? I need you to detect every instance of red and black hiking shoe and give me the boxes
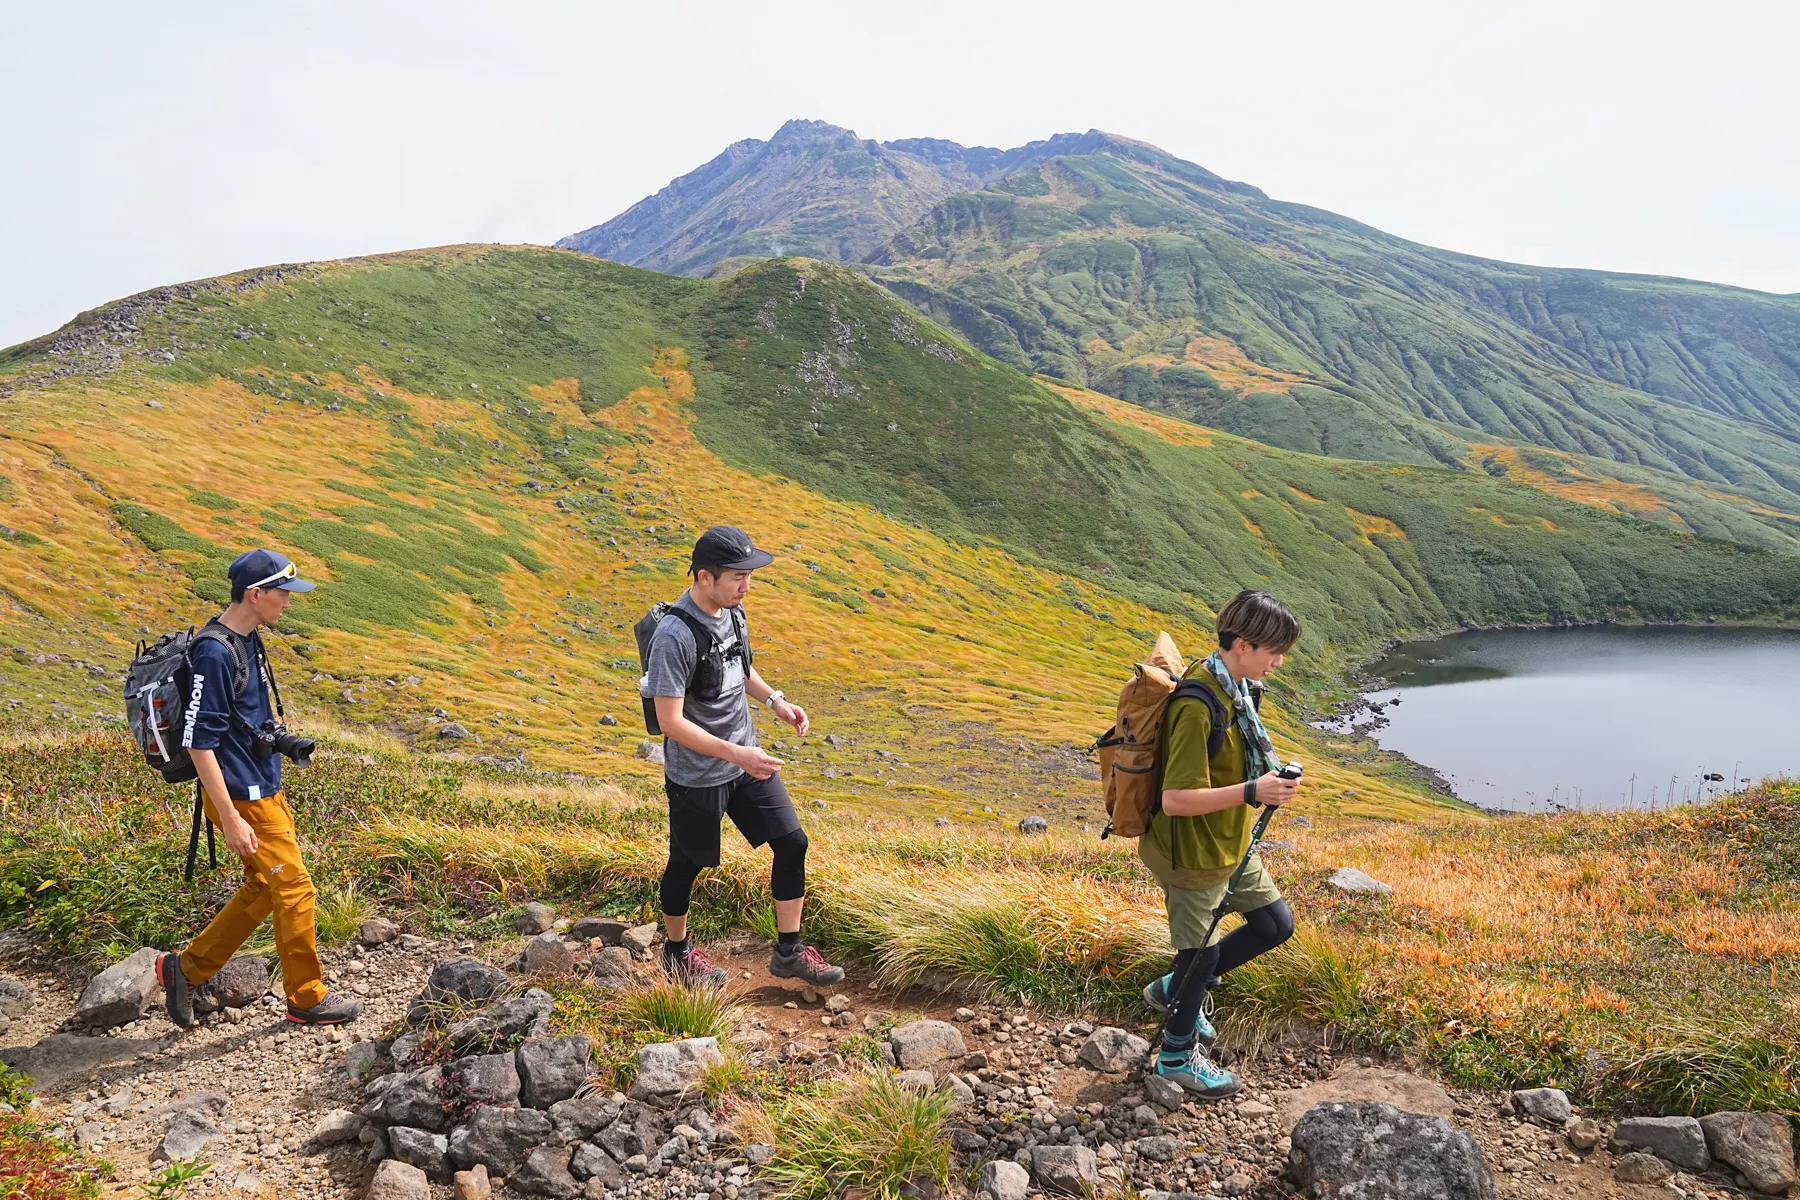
[156,952,193,1030]
[662,943,729,989]
[286,991,363,1026]
[769,943,845,986]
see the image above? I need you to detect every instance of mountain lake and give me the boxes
[1346,625,1800,812]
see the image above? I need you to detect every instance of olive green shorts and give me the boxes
[1139,842,1284,950]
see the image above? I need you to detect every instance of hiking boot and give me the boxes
[1142,973,1217,1045]
[286,992,362,1026]
[1156,1050,1241,1099]
[156,953,193,1030]
[769,943,845,986]
[663,943,729,989]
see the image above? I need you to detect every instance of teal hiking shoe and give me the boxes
[1142,973,1216,1045]
[1155,1049,1241,1099]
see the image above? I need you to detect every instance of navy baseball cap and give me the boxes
[228,548,316,593]
[690,526,774,574]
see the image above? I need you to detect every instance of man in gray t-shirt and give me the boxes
[640,525,846,990]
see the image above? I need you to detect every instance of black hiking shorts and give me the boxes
[665,771,802,867]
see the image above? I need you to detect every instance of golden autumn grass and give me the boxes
[3,728,1796,1117]
[0,329,1457,824]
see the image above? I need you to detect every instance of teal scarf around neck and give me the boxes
[1202,650,1281,778]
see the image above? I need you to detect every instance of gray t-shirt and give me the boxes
[642,592,755,787]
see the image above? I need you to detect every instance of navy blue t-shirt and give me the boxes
[180,621,280,802]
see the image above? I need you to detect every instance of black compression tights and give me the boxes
[1164,898,1295,1050]
[659,829,810,916]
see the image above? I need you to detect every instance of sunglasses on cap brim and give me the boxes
[247,562,299,590]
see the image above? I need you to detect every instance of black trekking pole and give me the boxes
[1147,761,1301,1061]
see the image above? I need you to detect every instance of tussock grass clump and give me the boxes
[314,880,370,946]
[541,978,747,1092]
[745,1075,953,1200]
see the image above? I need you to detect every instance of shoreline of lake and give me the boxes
[1323,619,1800,814]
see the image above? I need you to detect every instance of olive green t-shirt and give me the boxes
[1142,665,1252,877]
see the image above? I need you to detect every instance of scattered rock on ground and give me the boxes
[1077,1026,1148,1073]
[1030,1144,1100,1195]
[310,1108,363,1145]
[154,1109,220,1162]
[1288,1101,1495,1200]
[367,1157,432,1200]
[515,903,557,934]
[980,1159,1030,1200]
[75,946,160,1027]
[447,1105,553,1175]
[192,955,268,1014]
[452,1163,492,1200]
[388,1126,452,1182]
[889,1019,965,1069]
[569,917,629,944]
[1326,867,1393,895]
[0,1032,168,1090]
[1018,815,1048,835]
[1612,1151,1670,1184]
[0,977,32,1018]
[359,918,400,945]
[521,931,574,976]
[1510,1086,1571,1124]
[628,1037,723,1106]
[510,1145,580,1197]
[517,1035,592,1108]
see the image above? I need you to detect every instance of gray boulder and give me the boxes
[76,946,160,1028]
[447,1105,552,1175]
[521,931,574,976]
[549,1094,620,1141]
[1018,815,1049,835]
[366,1158,431,1200]
[192,955,268,1014]
[0,977,33,1018]
[599,1118,647,1162]
[407,958,511,1025]
[1613,1115,1710,1172]
[1699,1110,1798,1195]
[570,1140,625,1185]
[636,740,665,764]
[569,917,630,944]
[1077,1026,1148,1073]
[153,1109,219,1162]
[889,1019,965,1069]
[359,917,400,945]
[387,1126,451,1182]
[364,1066,451,1131]
[448,1053,520,1107]
[1288,1101,1495,1200]
[517,1035,592,1108]
[1143,1073,1187,1110]
[937,1073,975,1110]
[445,993,553,1056]
[1030,1144,1099,1195]
[515,903,557,934]
[345,1040,392,1082]
[1510,1087,1571,1125]
[1327,867,1393,896]
[628,1037,723,1106]
[1613,1151,1670,1184]
[511,1146,580,1197]
[1136,1134,1182,1162]
[621,924,659,959]
[588,946,635,988]
[0,1032,167,1089]
[309,1108,363,1145]
[979,1160,1030,1200]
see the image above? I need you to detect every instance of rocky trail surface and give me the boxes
[1,919,1792,1200]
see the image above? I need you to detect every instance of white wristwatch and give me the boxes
[763,690,786,710]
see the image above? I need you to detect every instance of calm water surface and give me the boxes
[1354,626,1800,811]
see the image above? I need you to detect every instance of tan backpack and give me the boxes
[1094,631,1235,839]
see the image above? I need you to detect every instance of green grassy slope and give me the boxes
[865,137,1800,536]
[1,247,1796,797]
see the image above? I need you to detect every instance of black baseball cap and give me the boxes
[690,525,774,574]
[227,548,316,593]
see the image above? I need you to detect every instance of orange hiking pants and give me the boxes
[178,791,326,1010]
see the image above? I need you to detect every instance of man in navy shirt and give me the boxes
[157,549,361,1028]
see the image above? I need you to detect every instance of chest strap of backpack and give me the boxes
[663,606,751,687]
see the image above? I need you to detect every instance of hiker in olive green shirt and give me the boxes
[1142,590,1301,1098]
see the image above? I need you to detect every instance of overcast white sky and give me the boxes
[3,1,1795,349]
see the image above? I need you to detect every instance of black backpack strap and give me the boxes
[1171,680,1232,760]
[731,606,752,669]
[663,606,717,678]
[191,625,251,701]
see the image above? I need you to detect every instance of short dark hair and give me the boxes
[1217,590,1300,653]
[230,584,247,604]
